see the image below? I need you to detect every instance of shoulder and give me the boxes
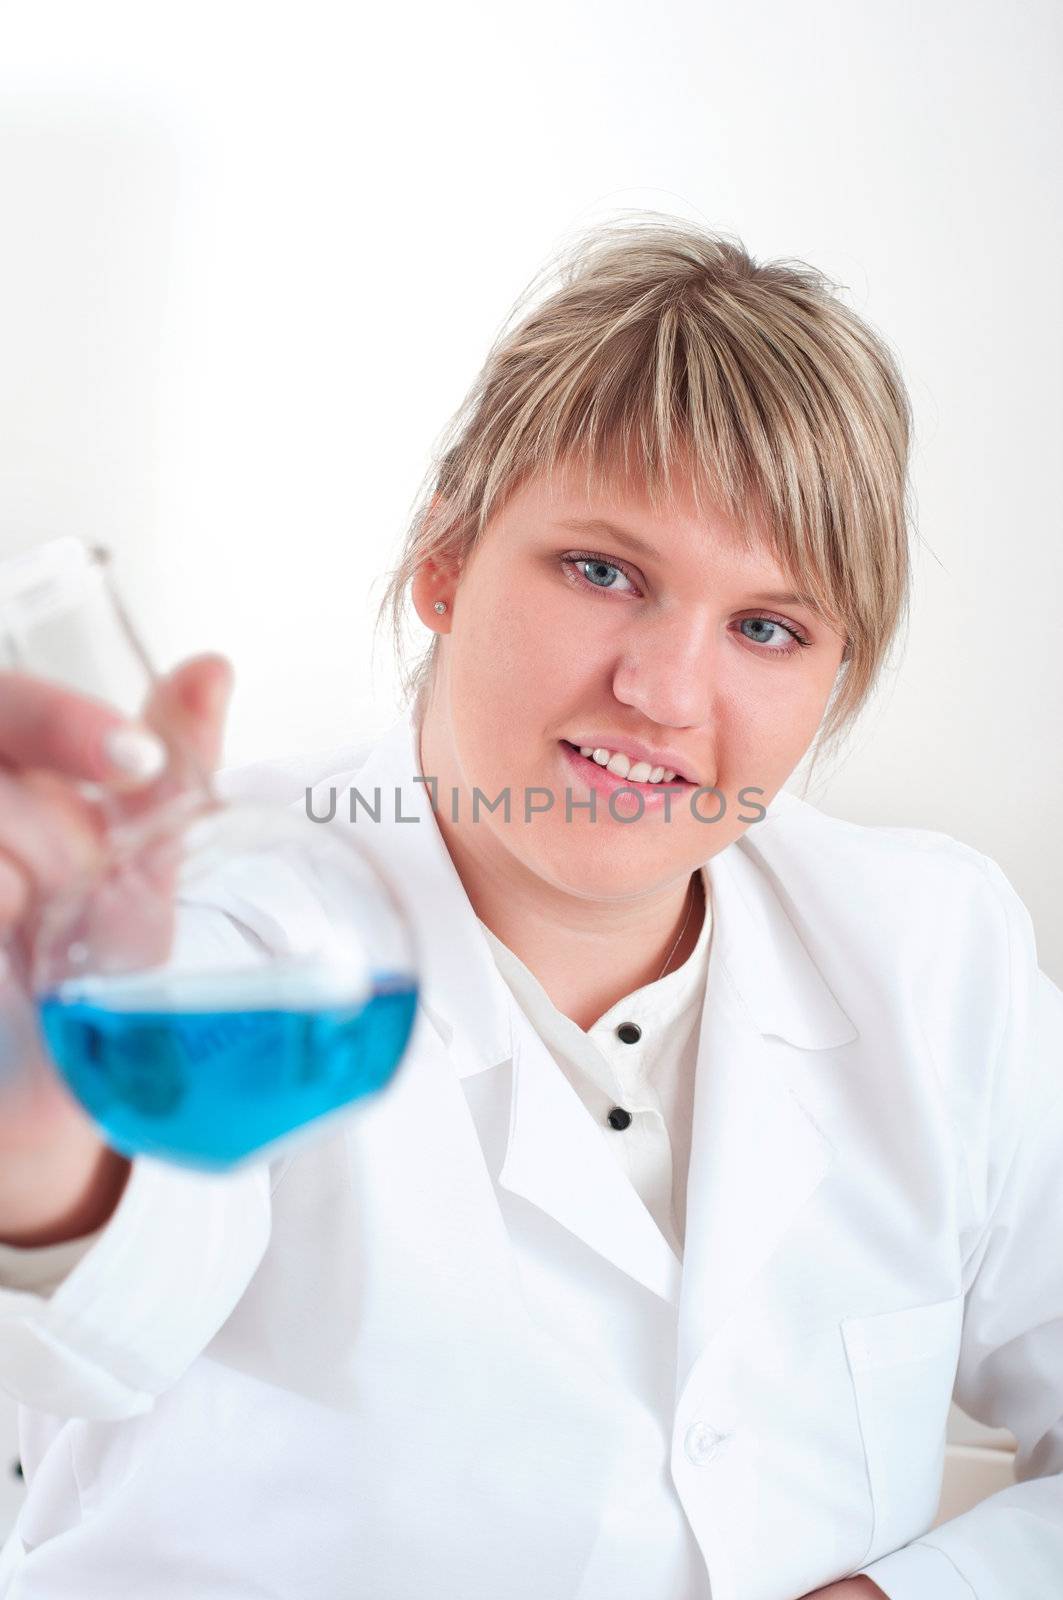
[759,785,995,872]
[754,788,1024,936]
[746,790,1036,1036]
[213,729,385,810]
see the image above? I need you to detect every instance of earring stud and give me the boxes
[434,600,447,614]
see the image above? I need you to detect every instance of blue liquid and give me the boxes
[36,974,418,1171]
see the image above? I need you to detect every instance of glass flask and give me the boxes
[0,536,419,1171]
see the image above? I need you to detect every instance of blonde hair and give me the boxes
[374,211,913,773]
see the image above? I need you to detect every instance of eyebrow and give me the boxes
[554,516,662,559]
[552,516,825,614]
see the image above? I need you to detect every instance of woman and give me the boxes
[0,217,1059,1599]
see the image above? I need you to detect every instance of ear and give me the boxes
[411,554,457,630]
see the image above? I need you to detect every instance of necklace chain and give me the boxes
[655,874,698,982]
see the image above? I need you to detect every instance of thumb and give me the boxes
[102,655,234,829]
[145,653,235,775]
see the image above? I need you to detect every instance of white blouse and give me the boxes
[477,866,712,1261]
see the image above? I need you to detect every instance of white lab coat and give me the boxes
[0,709,1061,1600]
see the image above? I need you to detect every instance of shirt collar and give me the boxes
[478,865,712,1053]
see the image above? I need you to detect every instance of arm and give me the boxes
[803,1583,888,1598]
[0,902,276,1419]
[0,947,131,1252]
[0,1153,273,1419]
[851,855,1063,1600]
[0,1115,129,1250]
[0,1223,106,1298]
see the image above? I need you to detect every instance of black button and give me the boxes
[11,1458,23,1480]
[616,1022,642,1044]
[608,1107,632,1130]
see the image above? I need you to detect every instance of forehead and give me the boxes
[501,458,780,569]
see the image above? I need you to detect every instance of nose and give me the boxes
[611,605,719,730]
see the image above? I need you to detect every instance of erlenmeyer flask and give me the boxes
[0,536,419,1170]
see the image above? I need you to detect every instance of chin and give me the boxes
[512,827,687,903]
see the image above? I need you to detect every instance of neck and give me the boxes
[419,714,706,1029]
[477,857,704,1030]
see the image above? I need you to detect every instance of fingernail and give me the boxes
[104,725,169,781]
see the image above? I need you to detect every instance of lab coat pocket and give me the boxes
[841,1291,964,1566]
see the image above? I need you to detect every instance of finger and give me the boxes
[0,672,168,787]
[0,853,28,931]
[142,653,234,773]
[35,834,183,981]
[0,948,92,1138]
[77,653,235,842]
[0,773,106,940]
[0,769,105,889]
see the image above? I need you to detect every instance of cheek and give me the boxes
[445,607,558,772]
[453,591,585,714]
[723,675,830,775]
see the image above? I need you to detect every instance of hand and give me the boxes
[800,1580,888,1598]
[0,654,233,1231]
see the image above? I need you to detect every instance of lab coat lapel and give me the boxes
[497,1002,684,1305]
[340,714,681,1302]
[309,712,514,1080]
[675,840,860,1395]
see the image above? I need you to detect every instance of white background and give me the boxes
[0,0,1056,1531]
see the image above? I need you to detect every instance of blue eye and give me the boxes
[739,617,804,651]
[562,553,638,593]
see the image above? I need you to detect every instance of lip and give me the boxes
[557,740,696,810]
[562,735,699,785]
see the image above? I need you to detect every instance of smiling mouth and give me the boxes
[559,740,695,787]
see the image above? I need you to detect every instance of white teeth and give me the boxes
[571,743,682,785]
